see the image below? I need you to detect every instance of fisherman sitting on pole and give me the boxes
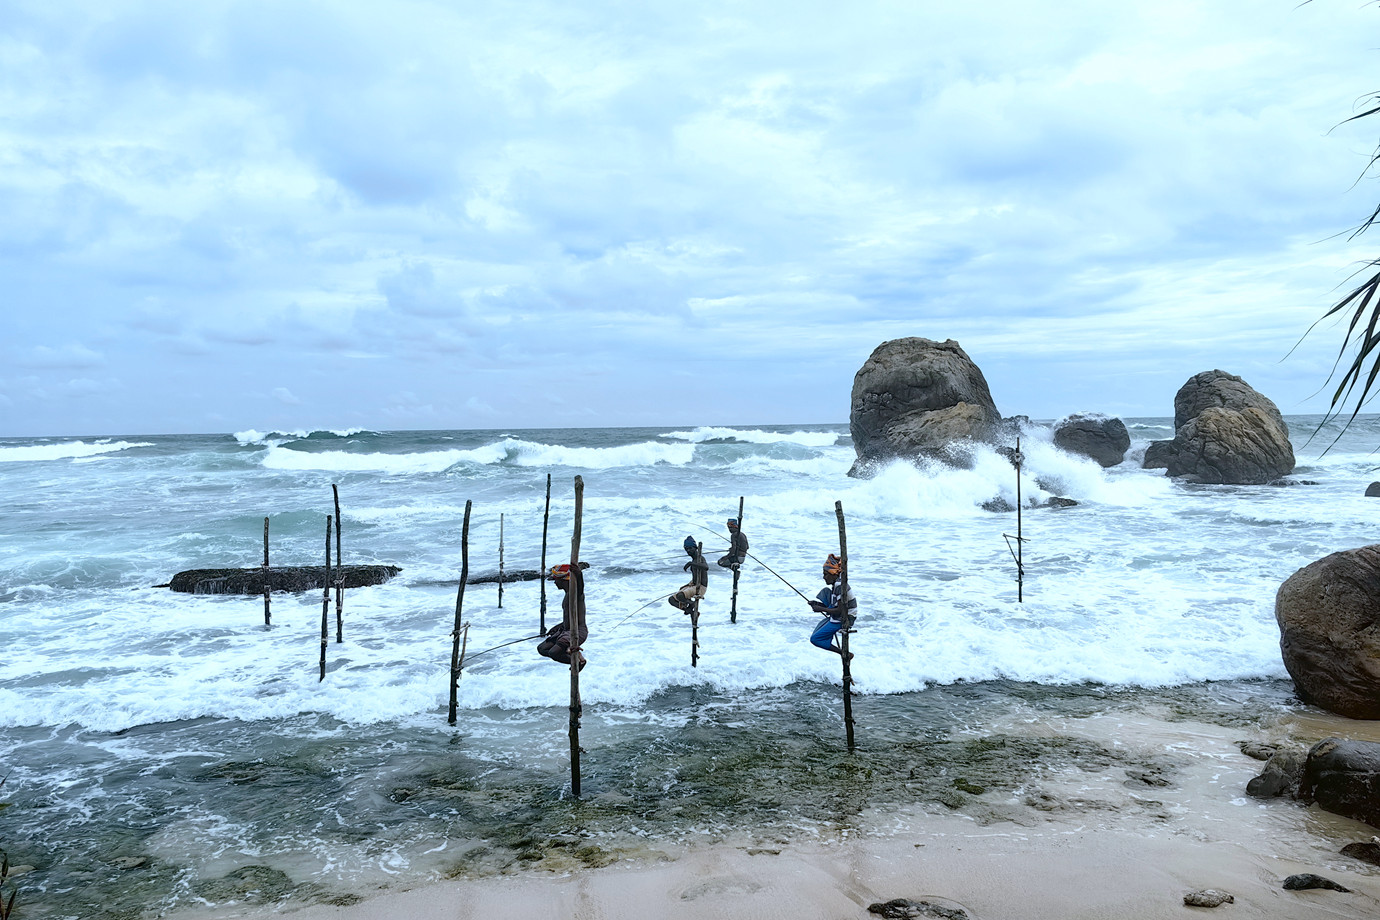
[668,536,708,613]
[808,553,856,657]
[717,518,748,569]
[538,563,587,670]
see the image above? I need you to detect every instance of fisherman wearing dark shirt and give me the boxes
[717,518,748,569]
[668,536,708,612]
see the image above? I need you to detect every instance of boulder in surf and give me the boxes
[1053,413,1130,467]
[848,337,1001,476]
[1142,370,1294,484]
[1275,545,1380,719]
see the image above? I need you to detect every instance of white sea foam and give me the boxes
[0,439,153,463]
[259,438,695,473]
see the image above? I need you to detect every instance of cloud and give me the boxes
[272,386,301,405]
[0,0,1376,435]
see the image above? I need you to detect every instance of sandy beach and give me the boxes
[167,697,1380,920]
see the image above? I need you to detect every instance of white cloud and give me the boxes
[0,0,1376,435]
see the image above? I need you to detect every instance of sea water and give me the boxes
[1,417,1377,917]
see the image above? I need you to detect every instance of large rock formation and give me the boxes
[1053,413,1130,467]
[1275,545,1380,719]
[849,338,1001,475]
[1142,370,1294,484]
[1299,737,1380,829]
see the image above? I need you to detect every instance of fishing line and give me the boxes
[678,515,815,603]
[463,632,546,663]
[607,593,679,632]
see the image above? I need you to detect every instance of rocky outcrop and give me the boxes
[1142,370,1294,484]
[1053,413,1130,467]
[1275,545,1380,719]
[1299,738,1380,829]
[169,565,401,595]
[849,338,1000,475]
[1366,482,1380,498]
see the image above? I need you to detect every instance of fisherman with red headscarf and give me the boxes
[538,562,587,669]
[808,553,857,656]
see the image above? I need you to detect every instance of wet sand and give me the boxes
[190,701,1380,920]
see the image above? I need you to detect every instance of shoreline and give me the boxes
[166,695,1380,920]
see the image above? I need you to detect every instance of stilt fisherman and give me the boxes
[808,553,857,657]
[668,536,708,612]
[717,518,749,570]
[538,563,587,669]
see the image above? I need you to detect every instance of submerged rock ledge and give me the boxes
[168,565,401,595]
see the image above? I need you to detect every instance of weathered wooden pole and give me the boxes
[498,513,505,608]
[448,500,473,725]
[691,540,703,667]
[540,474,551,633]
[333,484,344,642]
[1016,438,1024,603]
[835,500,855,752]
[729,496,744,623]
[319,515,332,682]
[569,475,584,796]
[261,516,271,626]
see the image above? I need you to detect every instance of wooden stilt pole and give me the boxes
[691,541,703,667]
[319,516,332,682]
[262,517,271,627]
[333,484,344,642]
[1016,438,1024,603]
[835,501,855,752]
[448,500,473,725]
[569,475,584,797]
[540,474,551,633]
[729,496,744,623]
[498,513,505,609]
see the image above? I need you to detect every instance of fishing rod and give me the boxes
[679,516,814,603]
[608,593,677,631]
[463,632,547,664]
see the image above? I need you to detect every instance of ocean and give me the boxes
[1,417,1377,918]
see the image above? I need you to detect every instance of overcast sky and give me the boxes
[2,0,1377,437]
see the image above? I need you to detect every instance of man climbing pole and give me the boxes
[717,518,749,570]
[538,563,587,669]
[808,553,857,657]
[668,535,708,613]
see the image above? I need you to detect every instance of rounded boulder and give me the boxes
[1275,545,1380,719]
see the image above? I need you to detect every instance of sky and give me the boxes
[2,0,1378,437]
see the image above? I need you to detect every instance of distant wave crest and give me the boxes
[0,440,153,463]
[663,426,839,447]
[234,428,372,446]
[260,437,696,473]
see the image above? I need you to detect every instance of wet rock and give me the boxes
[848,337,1001,476]
[1340,841,1380,867]
[169,565,401,595]
[111,856,147,870]
[1282,873,1350,892]
[1275,546,1380,719]
[1183,889,1234,907]
[1245,747,1307,798]
[868,898,969,919]
[194,865,295,903]
[1238,740,1280,761]
[1299,737,1380,828]
[1141,370,1294,484]
[1053,413,1131,467]
[1367,482,1380,497]
[1125,766,1173,788]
